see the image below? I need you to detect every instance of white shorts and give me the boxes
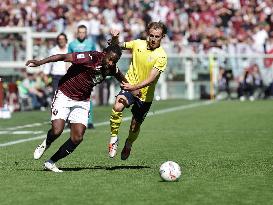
[51,90,90,127]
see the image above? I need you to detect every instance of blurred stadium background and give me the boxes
[0,0,272,116]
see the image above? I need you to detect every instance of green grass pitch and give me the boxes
[0,99,273,205]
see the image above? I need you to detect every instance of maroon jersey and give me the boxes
[58,51,108,101]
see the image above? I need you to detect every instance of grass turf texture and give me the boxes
[0,99,273,205]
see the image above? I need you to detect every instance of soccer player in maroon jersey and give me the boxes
[26,44,132,172]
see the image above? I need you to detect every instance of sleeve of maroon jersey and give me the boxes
[72,51,93,65]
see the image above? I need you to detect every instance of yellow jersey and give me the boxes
[124,40,167,102]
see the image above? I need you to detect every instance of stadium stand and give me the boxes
[0,0,273,112]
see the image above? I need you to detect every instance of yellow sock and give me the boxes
[110,109,122,137]
[127,129,140,144]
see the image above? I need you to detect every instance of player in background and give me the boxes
[108,21,168,160]
[26,44,134,173]
[68,25,96,129]
[43,33,68,96]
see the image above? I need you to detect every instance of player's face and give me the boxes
[102,52,120,75]
[77,28,87,41]
[147,28,164,50]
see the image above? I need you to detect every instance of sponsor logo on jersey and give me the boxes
[76,53,85,59]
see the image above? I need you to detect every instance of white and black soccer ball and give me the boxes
[159,161,181,182]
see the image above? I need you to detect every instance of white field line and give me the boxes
[0,131,44,135]
[0,122,50,131]
[0,101,214,147]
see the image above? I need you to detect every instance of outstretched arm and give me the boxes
[110,29,127,49]
[25,53,73,67]
[121,68,161,91]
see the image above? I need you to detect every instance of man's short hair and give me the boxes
[77,25,87,30]
[56,33,68,43]
[146,22,168,35]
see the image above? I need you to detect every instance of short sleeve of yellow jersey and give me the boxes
[154,55,167,73]
[123,41,135,49]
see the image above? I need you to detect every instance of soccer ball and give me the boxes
[159,161,181,182]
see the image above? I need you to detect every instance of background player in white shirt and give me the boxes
[43,33,68,95]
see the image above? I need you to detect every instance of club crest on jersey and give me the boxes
[76,53,85,59]
[92,73,104,85]
[52,109,58,116]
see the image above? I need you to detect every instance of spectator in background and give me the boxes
[238,67,255,101]
[252,64,264,98]
[252,23,269,53]
[0,35,13,61]
[18,68,47,110]
[264,32,273,68]
[43,33,68,96]
[217,67,233,100]
[88,12,101,45]
[6,82,20,112]
[237,64,263,101]
[68,25,96,129]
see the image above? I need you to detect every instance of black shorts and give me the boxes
[118,90,152,123]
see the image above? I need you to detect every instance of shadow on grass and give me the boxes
[158,180,180,183]
[61,165,151,171]
[16,165,151,172]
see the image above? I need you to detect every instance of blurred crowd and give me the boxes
[0,0,273,112]
[1,0,272,54]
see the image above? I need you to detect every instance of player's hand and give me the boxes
[110,29,120,37]
[120,82,135,91]
[25,60,40,67]
[132,89,142,98]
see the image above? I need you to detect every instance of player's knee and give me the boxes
[113,101,125,112]
[71,128,85,144]
[51,127,63,136]
[71,134,84,145]
[51,120,65,136]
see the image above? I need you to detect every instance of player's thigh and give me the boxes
[114,95,127,111]
[114,90,136,111]
[131,101,152,124]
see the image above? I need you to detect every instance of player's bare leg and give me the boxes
[121,117,141,160]
[34,119,65,160]
[44,123,86,172]
[109,95,128,158]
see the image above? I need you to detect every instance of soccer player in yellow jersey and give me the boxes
[108,22,168,160]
